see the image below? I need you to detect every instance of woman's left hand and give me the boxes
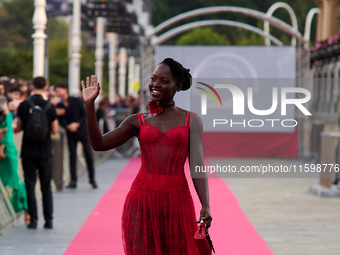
[199,206,212,228]
[81,75,100,104]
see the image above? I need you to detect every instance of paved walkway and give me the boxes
[211,158,340,255]
[0,157,339,255]
[0,158,129,255]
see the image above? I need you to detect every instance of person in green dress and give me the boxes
[0,97,28,220]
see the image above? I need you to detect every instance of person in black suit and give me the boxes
[53,83,97,189]
[17,76,58,229]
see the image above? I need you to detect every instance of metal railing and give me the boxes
[0,129,98,234]
[0,110,137,233]
[311,57,340,123]
[0,179,17,234]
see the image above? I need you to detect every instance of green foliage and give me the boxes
[174,24,266,46]
[0,10,99,90]
[48,17,69,40]
[152,0,317,46]
[0,48,24,76]
[0,48,32,79]
[47,17,104,91]
[47,18,69,85]
[0,0,34,50]
[16,50,33,79]
[233,28,265,46]
[80,47,96,85]
[48,38,68,85]
[0,0,317,85]
[47,30,100,92]
[176,27,230,45]
[152,0,204,27]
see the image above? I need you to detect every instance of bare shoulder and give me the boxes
[190,113,202,127]
[186,111,203,133]
[175,107,194,117]
[139,112,152,121]
[178,108,202,122]
[175,108,203,128]
[119,113,140,130]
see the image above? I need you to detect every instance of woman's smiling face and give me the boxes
[149,64,181,104]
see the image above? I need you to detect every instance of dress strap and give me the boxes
[140,113,146,125]
[137,112,145,127]
[185,111,197,128]
[188,113,196,128]
[185,111,191,127]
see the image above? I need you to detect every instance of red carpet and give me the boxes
[64,157,273,255]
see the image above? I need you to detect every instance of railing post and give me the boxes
[32,0,47,77]
[68,0,82,96]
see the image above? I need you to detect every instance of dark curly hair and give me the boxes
[159,58,192,91]
[32,76,46,90]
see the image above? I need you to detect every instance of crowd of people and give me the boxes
[0,76,140,134]
[0,75,140,229]
[0,76,31,224]
[96,94,140,134]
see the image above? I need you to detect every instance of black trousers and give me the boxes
[22,157,53,222]
[67,131,95,183]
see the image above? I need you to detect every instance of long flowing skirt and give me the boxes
[122,172,199,255]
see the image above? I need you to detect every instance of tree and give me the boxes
[0,0,34,50]
[48,38,68,85]
[0,0,34,79]
[151,0,317,45]
[176,27,230,45]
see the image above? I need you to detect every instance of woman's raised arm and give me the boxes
[82,75,139,151]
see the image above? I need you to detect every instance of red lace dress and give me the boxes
[122,111,200,255]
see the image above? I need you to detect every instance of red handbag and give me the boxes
[194,220,215,254]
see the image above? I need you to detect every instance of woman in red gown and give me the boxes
[82,58,212,255]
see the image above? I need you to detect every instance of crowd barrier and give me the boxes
[310,120,324,161]
[0,132,23,234]
[0,179,17,234]
[319,132,340,189]
[310,131,340,197]
[0,129,106,234]
[0,109,138,233]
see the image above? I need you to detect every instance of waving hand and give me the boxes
[81,75,100,104]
